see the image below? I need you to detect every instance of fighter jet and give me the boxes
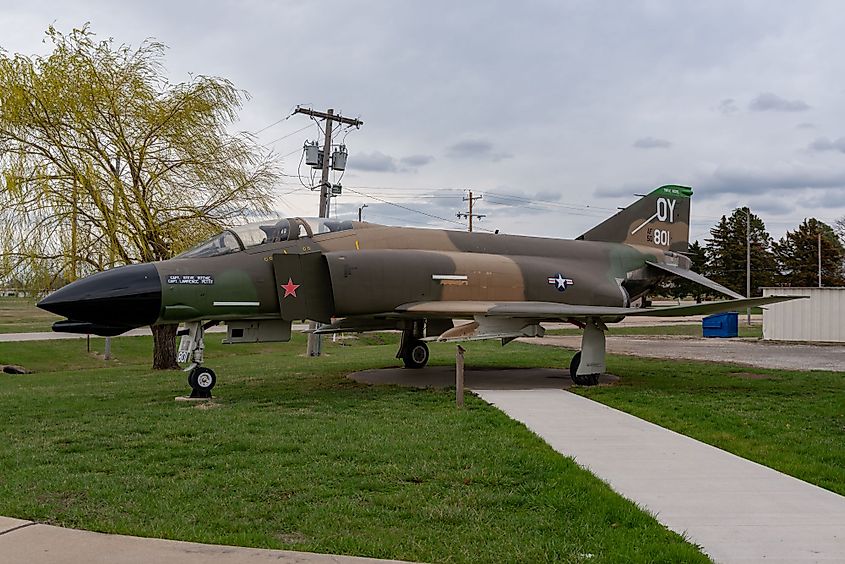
[38,185,800,396]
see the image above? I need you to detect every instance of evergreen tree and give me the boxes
[705,208,776,296]
[773,219,844,287]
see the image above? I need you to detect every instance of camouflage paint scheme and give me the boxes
[156,226,666,325]
[152,184,705,330]
[38,184,802,389]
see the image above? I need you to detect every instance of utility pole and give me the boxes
[457,191,485,232]
[294,107,363,218]
[294,107,363,356]
[358,204,368,222]
[746,207,751,326]
[818,231,822,288]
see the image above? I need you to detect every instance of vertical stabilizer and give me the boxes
[578,185,692,252]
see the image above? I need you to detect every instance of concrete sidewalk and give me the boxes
[475,389,845,563]
[0,518,414,564]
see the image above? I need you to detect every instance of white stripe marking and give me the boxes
[630,212,658,235]
[432,274,468,281]
[213,301,260,307]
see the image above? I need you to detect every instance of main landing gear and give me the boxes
[178,321,217,398]
[570,319,607,386]
[396,323,430,369]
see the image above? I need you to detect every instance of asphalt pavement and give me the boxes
[523,334,844,372]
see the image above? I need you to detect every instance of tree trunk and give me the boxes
[151,324,179,369]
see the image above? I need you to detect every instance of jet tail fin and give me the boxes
[578,185,692,253]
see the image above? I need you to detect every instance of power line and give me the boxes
[264,123,314,146]
[252,108,296,135]
[342,186,484,230]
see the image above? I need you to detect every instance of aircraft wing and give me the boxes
[314,295,805,340]
[395,295,806,321]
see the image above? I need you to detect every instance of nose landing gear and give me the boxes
[178,321,217,398]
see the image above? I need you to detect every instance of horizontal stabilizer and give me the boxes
[646,261,743,299]
[625,295,807,317]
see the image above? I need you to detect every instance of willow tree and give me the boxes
[0,25,278,368]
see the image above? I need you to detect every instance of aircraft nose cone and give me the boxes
[38,263,162,328]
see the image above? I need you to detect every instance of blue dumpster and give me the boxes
[702,312,738,338]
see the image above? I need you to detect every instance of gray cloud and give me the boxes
[797,189,845,209]
[351,151,397,172]
[4,3,845,240]
[717,98,739,115]
[350,152,435,173]
[697,165,845,198]
[796,122,816,129]
[633,137,672,149]
[750,199,795,215]
[748,92,810,112]
[808,137,845,153]
[400,154,434,167]
[446,139,512,162]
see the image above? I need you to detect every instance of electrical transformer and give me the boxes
[304,141,322,168]
[331,145,348,171]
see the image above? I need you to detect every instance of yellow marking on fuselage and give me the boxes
[355,240,360,250]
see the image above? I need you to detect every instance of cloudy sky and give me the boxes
[3,0,845,242]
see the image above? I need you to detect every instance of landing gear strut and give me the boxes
[397,322,430,369]
[570,319,606,386]
[178,321,217,398]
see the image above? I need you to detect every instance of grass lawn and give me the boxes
[0,333,707,563]
[0,297,61,333]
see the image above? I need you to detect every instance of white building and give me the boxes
[762,287,845,343]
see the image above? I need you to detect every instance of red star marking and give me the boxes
[281,277,300,298]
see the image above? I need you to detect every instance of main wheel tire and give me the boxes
[188,366,216,397]
[569,352,600,386]
[569,351,582,383]
[402,340,430,369]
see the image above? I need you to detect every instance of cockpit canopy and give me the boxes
[177,217,356,259]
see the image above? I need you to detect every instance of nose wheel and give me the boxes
[188,366,217,398]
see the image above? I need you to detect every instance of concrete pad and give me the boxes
[349,366,618,389]
[0,524,415,564]
[475,389,845,563]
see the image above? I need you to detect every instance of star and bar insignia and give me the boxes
[547,273,574,292]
